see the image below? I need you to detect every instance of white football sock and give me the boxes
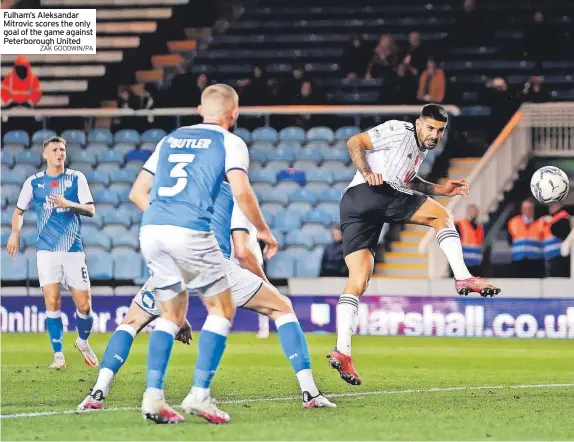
[336,294,359,356]
[436,228,473,280]
[190,386,210,402]
[92,368,114,397]
[296,369,320,397]
[258,314,269,331]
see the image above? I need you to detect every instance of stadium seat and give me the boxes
[316,202,340,221]
[83,231,112,252]
[112,233,140,251]
[96,164,122,174]
[1,152,14,168]
[114,129,141,146]
[3,130,30,147]
[69,151,97,168]
[271,229,286,249]
[310,228,332,246]
[1,251,27,280]
[265,160,291,174]
[276,168,305,185]
[250,141,275,151]
[277,140,303,150]
[85,142,111,155]
[141,128,166,143]
[261,210,275,228]
[103,211,132,228]
[307,126,335,143]
[21,231,37,248]
[274,213,302,232]
[265,252,295,278]
[261,202,284,216]
[267,149,295,162]
[295,249,323,277]
[249,169,276,184]
[294,149,322,164]
[275,181,301,194]
[12,164,37,178]
[103,224,129,237]
[126,149,152,164]
[250,148,268,165]
[82,212,104,229]
[31,130,57,144]
[302,209,331,226]
[1,232,10,247]
[284,246,311,258]
[97,150,124,165]
[87,129,113,145]
[27,252,38,279]
[335,126,361,141]
[285,231,314,248]
[15,151,42,166]
[93,189,120,208]
[114,143,138,155]
[256,188,290,206]
[318,187,341,202]
[115,187,132,203]
[290,188,317,205]
[306,182,330,193]
[234,127,251,144]
[251,127,278,143]
[288,201,313,214]
[291,160,317,171]
[22,211,37,226]
[333,168,356,183]
[86,252,113,279]
[61,129,86,146]
[252,183,274,195]
[114,252,143,279]
[321,148,350,163]
[109,168,137,184]
[305,170,333,184]
[1,144,25,157]
[320,161,349,173]
[305,140,330,150]
[279,127,306,142]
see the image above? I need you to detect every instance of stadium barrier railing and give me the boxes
[419,102,574,279]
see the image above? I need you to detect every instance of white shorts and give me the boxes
[133,260,263,316]
[139,225,229,301]
[37,251,90,291]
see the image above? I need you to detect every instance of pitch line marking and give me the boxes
[1,383,573,420]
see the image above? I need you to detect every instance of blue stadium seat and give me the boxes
[302,209,331,226]
[321,148,350,163]
[288,201,313,214]
[83,231,112,252]
[22,231,37,248]
[319,187,341,202]
[291,160,317,171]
[31,130,57,144]
[307,126,335,143]
[85,142,111,155]
[93,189,120,208]
[310,228,332,246]
[126,149,152,163]
[12,165,37,178]
[114,129,141,145]
[249,169,276,184]
[1,251,27,280]
[15,151,42,166]
[305,140,330,150]
[96,163,122,174]
[305,170,333,184]
[261,210,275,228]
[1,151,14,168]
[142,128,166,143]
[320,161,348,173]
[267,149,294,162]
[117,205,141,225]
[271,229,286,249]
[334,168,356,182]
[265,252,295,278]
[4,187,20,205]
[279,127,306,142]
[115,187,132,203]
[103,223,129,237]
[274,213,302,232]
[261,203,284,216]
[86,252,113,279]
[252,183,274,195]
[275,181,301,194]
[316,202,340,222]
[97,150,124,165]
[250,141,275,151]
[234,127,251,144]
[294,149,322,164]
[265,160,291,173]
[114,143,138,155]
[249,149,268,164]
[27,252,38,279]
[290,188,317,205]
[114,253,142,279]
[335,126,361,141]
[103,211,132,228]
[109,168,137,184]
[277,140,302,150]
[69,150,97,168]
[82,212,104,229]
[1,232,10,247]
[285,231,314,248]
[22,211,37,227]
[3,130,29,146]
[87,128,113,145]
[112,232,139,251]
[256,188,289,206]
[306,182,330,193]
[284,246,309,257]
[276,168,305,185]
[251,127,278,143]
[1,144,25,156]
[61,129,86,146]
[295,249,323,277]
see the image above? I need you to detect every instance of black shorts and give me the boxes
[340,183,427,257]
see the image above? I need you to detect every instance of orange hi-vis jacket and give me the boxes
[542,210,571,259]
[1,56,42,106]
[508,215,545,261]
[455,219,484,266]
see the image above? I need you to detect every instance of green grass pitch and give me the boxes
[1,333,573,440]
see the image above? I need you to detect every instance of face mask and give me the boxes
[15,65,28,80]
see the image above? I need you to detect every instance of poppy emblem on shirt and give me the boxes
[50,181,59,188]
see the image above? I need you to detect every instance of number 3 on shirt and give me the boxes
[158,153,196,197]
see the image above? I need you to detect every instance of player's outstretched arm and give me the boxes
[411,175,469,197]
[129,170,154,211]
[227,170,277,259]
[347,132,383,186]
[7,208,25,257]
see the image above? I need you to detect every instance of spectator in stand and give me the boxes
[455,204,484,276]
[279,64,308,104]
[1,55,42,108]
[320,224,348,277]
[341,34,371,79]
[239,65,272,105]
[484,77,517,142]
[403,31,428,74]
[381,60,418,104]
[169,58,196,107]
[451,0,486,45]
[365,34,399,80]
[542,202,572,277]
[293,80,327,128]
[523,11,563,62]
[507,199,545,278]
[416,57,446,103]
[520,76,549,103]
[116,85,138,110]
[195,73,210,101]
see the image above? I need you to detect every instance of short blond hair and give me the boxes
[200,83,238,117]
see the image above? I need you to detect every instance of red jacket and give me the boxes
[1,55,42,106]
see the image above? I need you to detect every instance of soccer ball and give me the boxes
[530,166,570,203]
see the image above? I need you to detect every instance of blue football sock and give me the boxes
[100,325,136,374]
[146,318,179,390]
[193,315,231,390]
[276,313,311,374]
[75,309,94,341]
[45,310,63,353]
